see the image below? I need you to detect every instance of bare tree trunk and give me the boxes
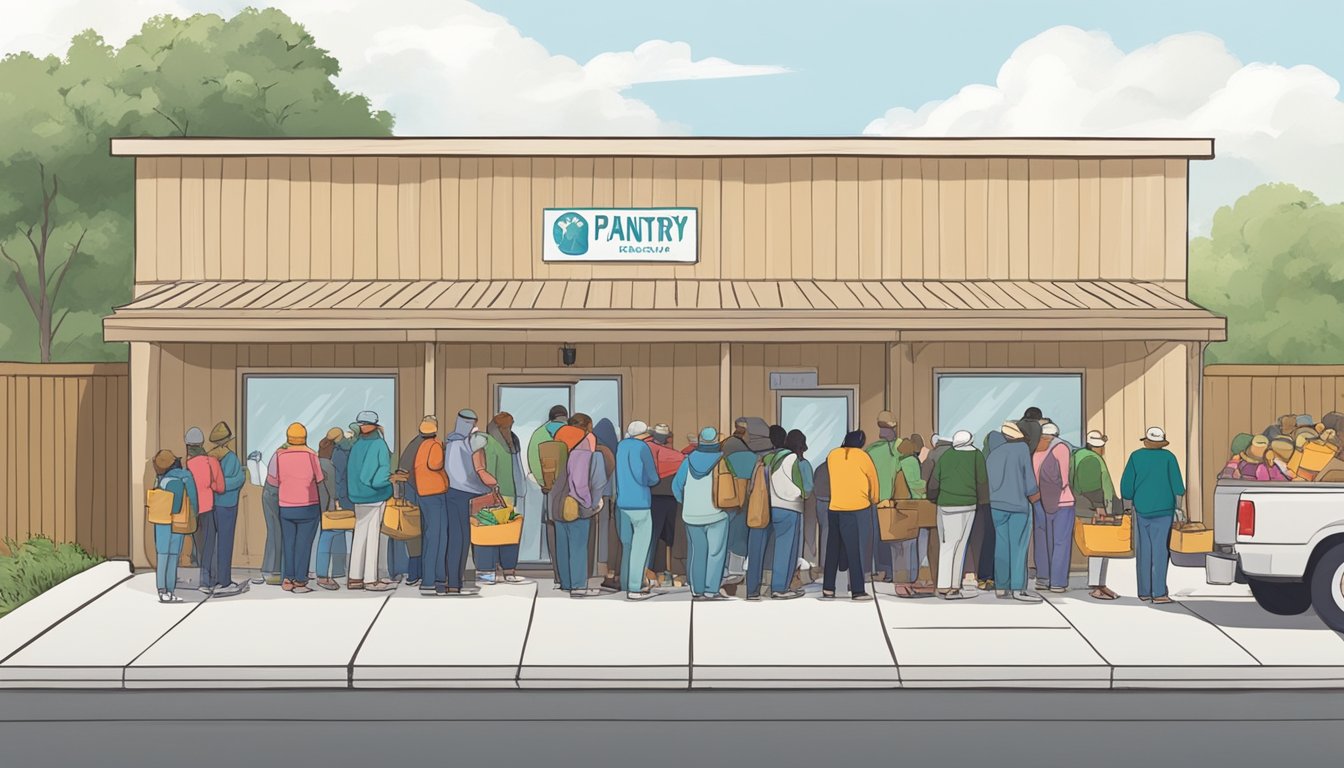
[0,165,84,363]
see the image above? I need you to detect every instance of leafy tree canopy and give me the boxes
[1191,183,1344,364]
[0,8,392,361]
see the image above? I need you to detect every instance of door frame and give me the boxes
[775,387,858,433]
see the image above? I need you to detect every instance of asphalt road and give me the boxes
[3,689,1341,768]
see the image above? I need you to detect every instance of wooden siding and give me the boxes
[0,364,129,559]
[1202,365,1344,520]
[134,156,1191,287]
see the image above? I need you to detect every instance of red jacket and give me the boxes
[643,438,686,479]
[186,454,225,514]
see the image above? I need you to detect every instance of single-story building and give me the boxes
[105,136,1223,570]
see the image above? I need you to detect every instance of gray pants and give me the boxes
[1089,557,1109,587]
[261,485,282,577]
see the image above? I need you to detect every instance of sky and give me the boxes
[4,0,1344,232]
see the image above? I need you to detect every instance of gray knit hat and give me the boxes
[184,427,205,445]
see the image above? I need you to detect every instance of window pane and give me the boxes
[779,394,851,465]
[498,385,571,563]
[244,376,396,460]
[574,378,622,453]
[936,374,1083,447]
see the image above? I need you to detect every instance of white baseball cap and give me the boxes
[1041,421,1060,437]
[1144,426,1167,443]
[1085,430,1108,448]
[951,430,975,450]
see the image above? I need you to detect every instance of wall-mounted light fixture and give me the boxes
[559,343,577,367]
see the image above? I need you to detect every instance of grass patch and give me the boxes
[0,536,104,618]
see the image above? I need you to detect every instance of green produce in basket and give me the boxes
[477,510,500,526]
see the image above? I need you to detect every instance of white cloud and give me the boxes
[1,0,787,135]
[864,26,1344,233]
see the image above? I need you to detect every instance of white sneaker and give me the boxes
[477,573,498,586]
[159,591,183,604]
[627,591,655,601]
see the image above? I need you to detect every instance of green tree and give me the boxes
[1190,183,1344,364]
[0,8,393,362]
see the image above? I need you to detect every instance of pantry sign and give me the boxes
[543,207,698,263]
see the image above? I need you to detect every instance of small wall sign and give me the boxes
[543,207,698,263]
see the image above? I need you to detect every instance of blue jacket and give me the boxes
[347,432,393,505]
[615,436,659,510]
[158,467,200,518]
[213,450,246,508]
[986,441,1039,514]
[672,444,727,525]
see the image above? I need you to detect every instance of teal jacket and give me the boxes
[158,468,200,518]
[213,450,247,508]
[1120,447,1185,517]
[347,432,393,505]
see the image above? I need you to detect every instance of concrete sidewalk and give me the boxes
[2,559,1342,690]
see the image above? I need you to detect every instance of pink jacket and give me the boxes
[186,454,225,514]
[267,447,324,507]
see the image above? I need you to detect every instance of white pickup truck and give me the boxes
[1208,480,1344,631]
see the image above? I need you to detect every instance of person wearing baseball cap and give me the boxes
[1073,430,1119,600]
[346,410,398,592]
[985,420,1042,602]
[1120,426,1186,605]
[150,449,197,603]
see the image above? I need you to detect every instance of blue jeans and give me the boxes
[1136,514,1174,599]
[475,544,520,571]
[618,507,653,593]
[280,504,320,583]
[823,509,868,597]
[315,530,349,579]
[1033,503,1076,589]
[387,539,423,583]
[418,492,449,589]
[747,508,801,596]
[197,503,239,587]
[555,517,592,591]
[261,485,282,577]
[686,518,729,596]
[992,508,1032,591]
[726,507,749,558]
[154,523,184,592]
[859,506,892,577]
[444,489,474,589]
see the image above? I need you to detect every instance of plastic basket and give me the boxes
[470,515,524,547]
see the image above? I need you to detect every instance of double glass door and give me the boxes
[496,378,621,564]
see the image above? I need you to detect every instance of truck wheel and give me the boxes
[1309,544,1344,631]
[1247,577,1312,616]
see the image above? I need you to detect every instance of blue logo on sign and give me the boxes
[552,211,589,256]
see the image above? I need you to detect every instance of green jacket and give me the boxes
[867,439,925,500]
[1072,448,1115,509]
[526,420,565,483]
[929,448,988,507]
[1120,447,1185,518]
[482,432,519,499]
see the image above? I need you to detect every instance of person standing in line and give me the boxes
[346,411,400,592]
[183,427,225,594]
[927,430,988,599]
[249,448,284,587]
[1121,427,1186,605]
[1018,406,1045,453]
[444,410,496,596]
[615,420,660,600]
[480,412,529,585]
[721,417,774,586]
[810,459,832,580]
[556,427,609,597]
[891,435,930,590]
[1032,420,1076,593]
[528,405,570,581]
[151,450,197,603]
[674,427,731,601]
[314,428,350,590]
[202,422,248,596]
[267,423,324,594]
[745,426,788,600]
[986,421,1043,603]
[761,429,813,600]
[863,412,903,583]
[591,419,621,591]
[974,428,1008,591]
[1073,430,1120,600]
[405,417,449,596]
[821,430,880,602]
[645,423,687,585]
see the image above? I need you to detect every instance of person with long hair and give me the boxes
[822,430,879,601]
[758,428,814,600]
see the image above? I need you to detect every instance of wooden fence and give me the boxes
[1202,364,1344,514]
[0,363,130,558]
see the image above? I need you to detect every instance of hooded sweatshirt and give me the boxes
[615,435,660,509]
[673,442,727,526]
[347,429,393,505]
[527,419,567,482]
[209,446,246,508]
[1033,437,1075,514]
[986,440,1039,514]
[565,434,608,518]
[724,417,772,479]
[446,415,490,496]
[484,421,522,499]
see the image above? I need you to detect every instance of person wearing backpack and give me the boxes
[556,427,608,597]
[926,430,988,599]
[822,431,880,601]
[1073,430,1120,600]
[151,449,198,603]
[615,420,660,599]
[1032,421,1076,593]
[760,429,814,600]
[745,426,789,600]
[673,427,731,600]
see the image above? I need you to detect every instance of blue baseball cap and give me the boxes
[699,427,718,443]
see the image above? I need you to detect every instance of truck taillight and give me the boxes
[1237,499,1256,537]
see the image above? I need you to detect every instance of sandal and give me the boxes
[820,590,836,600]
[1089,588,1117,601]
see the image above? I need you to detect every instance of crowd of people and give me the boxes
[1218,412,1344,483]
[146,401,1190,606]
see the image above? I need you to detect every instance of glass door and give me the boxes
[777,389,855,466]
[497,384,572,563]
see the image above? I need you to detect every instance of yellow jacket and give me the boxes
[826,447,881,512]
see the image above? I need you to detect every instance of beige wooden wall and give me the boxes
[1202,365,1344,517]
[134,156,1190,287]
[891,340,1198,518]
[0,364,130,559]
